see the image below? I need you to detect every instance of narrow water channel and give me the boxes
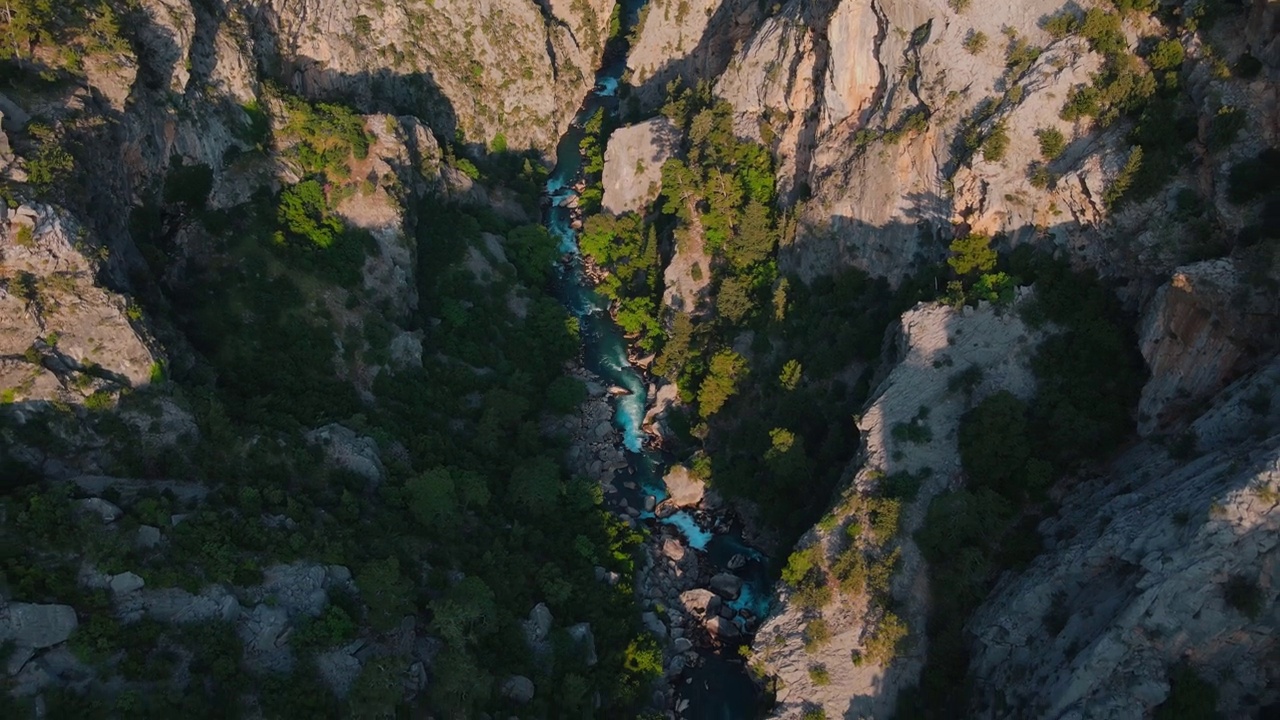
[541,3,773,717]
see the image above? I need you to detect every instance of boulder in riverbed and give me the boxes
[662,538,686,562]
[663,465,705,507]
[567,623,597,667]
[709,573,743,601]
[705,615,740,640]
[642,611,667,639]
[678,589,716,617]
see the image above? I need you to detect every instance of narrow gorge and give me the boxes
[0,0,1277,718]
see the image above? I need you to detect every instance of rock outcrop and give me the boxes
[1,204,158,406]
[236,0,613,151]
[627,0,762,106]
[1136,258,1280,434]
[714,0,1127,284]
[663,465,706,508]
[0,604,78,650]
[602,117,681,215]
[753,299,1040,719]
[967,359,1280,718]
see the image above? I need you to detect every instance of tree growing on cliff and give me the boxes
[697,348,748,417]
[947,233,997,276]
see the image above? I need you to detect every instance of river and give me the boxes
[541,2,773,717]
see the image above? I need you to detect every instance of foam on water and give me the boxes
[661,511,713,550]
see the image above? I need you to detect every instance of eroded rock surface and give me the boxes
[753,299,1040,719]
[968,360,1280,718]
[603,117,681,215]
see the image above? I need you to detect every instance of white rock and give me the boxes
[109,572,145,595]
[0,603,78,649]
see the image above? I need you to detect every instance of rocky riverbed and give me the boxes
[552,365,766,716]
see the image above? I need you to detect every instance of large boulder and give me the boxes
[663,465,705,508]
[678,589,717,617]
[76,498,123,524]
[709,573,743,601]
[500,674,535,703]
[523,602,553,646]
[305,424,385,484]
[0,603,78,649]
[705,615,740,640]
[567,622,597,667]
[109,572,145,595]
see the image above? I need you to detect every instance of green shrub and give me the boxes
[546,375,588,414]
[808,663,832,685]
[1103,146,1143,209]
[279,97,371,177]
[697,349,748,417]
[981,122,1010,162]
[863,611,908,664]
[1080,9,1126,58]
[958,391,1037,499]
[963,30,987,54]
[1207,106,1246,152]
[275,180,342,249]
[1222,574,1264,618]
[1035,127,1067,160]
[804,618,831,652]
[25,124,75,191]
[947,233,996,276]
[1226,149,1280,205]
[1147,39,1184,71]
[1043,11,1079,39]
[292,605,358,652]
[84,390,114,411]
[13,224,35,247]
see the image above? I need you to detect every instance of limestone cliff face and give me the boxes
[626,0,762,106]
[250,0,614,150]
[753,300,1041,719]
[1137,258,1280,435]
[0,205,158,406]
[966,359,1280,718]
[86,0,610,208]
[716,0,1129,284]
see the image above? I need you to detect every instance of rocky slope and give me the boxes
[967,358,1280,718]
[0,0,647,716]
[622,0,1280,715]
[1,204,158,407]
[752,299,1041,718]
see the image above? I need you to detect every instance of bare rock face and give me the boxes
[602,117,681,215]
[254,0,613,151]
[1136,258,1280,434]
[0,204,158,406]
[627,0,762,107]
[0,604,78,649]
[753,299,1040,719]
[715,0,1125,285]
[967,359,1280,719]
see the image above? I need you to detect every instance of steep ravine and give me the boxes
[542,2,774,716]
